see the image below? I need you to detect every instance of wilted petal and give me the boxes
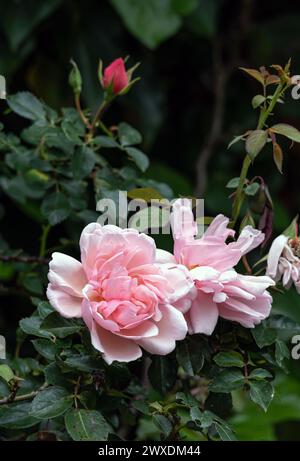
[229,226,264,256]
[204,214,235,241]
[267,235,289,279]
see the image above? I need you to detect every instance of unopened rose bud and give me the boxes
[102,58,129,95]
[69,60,82,96]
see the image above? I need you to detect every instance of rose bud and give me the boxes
[99,58,140,98]
[102,58,128,94]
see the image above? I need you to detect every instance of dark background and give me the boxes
[1,0,300,440]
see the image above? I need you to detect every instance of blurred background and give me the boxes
[1,0,300,440]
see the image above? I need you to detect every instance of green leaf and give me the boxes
[43,127,75,154]
[249,381,274,412]
[63,354,104,373]
[7,92,46,121]
[283,215,299,238]
[19,316,53,340]
[213,351,244,368]
[65,408,110,441]
[30,386,72,419]
[0,364,14,383]
[176,339,204,376]
[72,145,96,180]
[176,392,198,407]
[270,123,300,143]
[245,130,268,160]
[126,147,149,172]
[153,414,172,437]
[275,339,290,367]
[0,402,38,429]
[118,122,142,146]
[273,142,283,174]
[61,108,85,139]
[214,421,237,441]
[148,355,177,394]
[190,407,213,428]
[249,368,273,381]
[40,312,82,338]
[37,301,53,320]
[252,94,266,109]
[93,136,119,148]
[226,177,241,188]
[44,363,73,388]
[209,369,245,393]
[240,67,264,85]
[110,0,182,49]
[245,182,260,196]
[252,323,277,348]
[227,135,245,149]
[32,339,56,361]
[41,191,71,225]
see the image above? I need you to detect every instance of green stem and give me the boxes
[232,82,286,224]
[39,224,51,258]
[232,155,251,223]
[98,120,113,137]
[75,94,91,129]
[257,83,284,130]
[89,100,108,136]
[0,383,48,405]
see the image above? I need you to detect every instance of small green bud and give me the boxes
[69,59,82,95]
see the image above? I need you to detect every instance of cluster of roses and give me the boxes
[47,200,277,364]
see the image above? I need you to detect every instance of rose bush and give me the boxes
[0,58,300,442]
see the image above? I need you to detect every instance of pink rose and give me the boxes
[267,234,300,292]
[166,199,275,335]
[47,223,192,364]
[102,58,128,95]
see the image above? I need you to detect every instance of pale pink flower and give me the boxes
[47,223,192,364]
[163,199,275,335]
[267,234,300,293]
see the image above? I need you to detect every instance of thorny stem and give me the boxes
[75,94,91,129]
[89,100,109,136]
[74,376,81,409]
[0,383,48,406]
[242,255,252,274]
[0,254,49,265]
[232,81,287,225]
[39,224,51,258]
[98,120,114,137]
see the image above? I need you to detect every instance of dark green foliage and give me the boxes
[1,0,300,442]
